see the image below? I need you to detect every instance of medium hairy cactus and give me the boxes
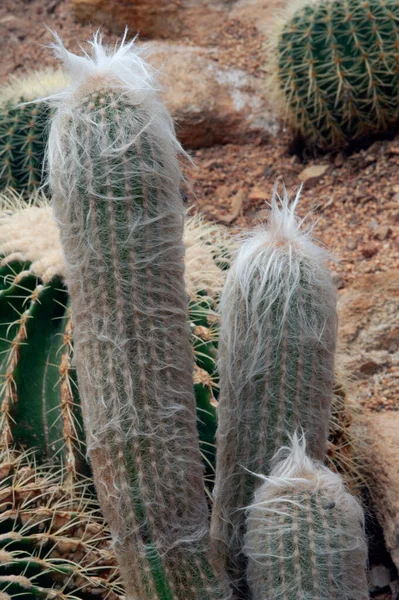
[268,0,399,149]
[211,189,337,595]
[243,437,368,600]
[0,448,124,599]
[48,35,230,600]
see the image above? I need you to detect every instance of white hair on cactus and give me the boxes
[46,30,163,105]
[231,185,331,319]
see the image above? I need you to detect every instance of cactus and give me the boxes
[0,102,51,193]
[48,35,231,600]
[243,437,369,600]
[0,193,231,493]
[268,0,399,149]
[0,447,125,599]
[0,70,69,194]
[210,189,338,595]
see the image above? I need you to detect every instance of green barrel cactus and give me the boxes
[0,447,125,599]
[210,189,338,595]
[268,0,399,149]
[0,102,51,193]
[0,70,68,194]
[243,437,369,600]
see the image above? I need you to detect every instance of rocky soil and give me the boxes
[1,0,398,596]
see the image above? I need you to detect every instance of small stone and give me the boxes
[361,243,379,258]
[248,187,267,202]
[359,360,381,375]
[334,152,345,167]
[370,565,392,591]
[298,164,329,185]
[332,274,345,289]
[346,236,358,250]
[374,226,392,241]
[263,166,273,177]
[368,218,378,230]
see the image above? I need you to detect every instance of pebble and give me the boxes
[362,242,379,258]
[374,226,392,241]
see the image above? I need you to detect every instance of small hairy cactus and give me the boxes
[0,448,124,599]
[48,36,230,600]
[243,437,369,600]
[268,0,399,149]
[211,189,337,595]
[0,70,68,194]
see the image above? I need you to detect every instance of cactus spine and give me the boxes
[243,437,369,600]
[0,448,124,599]
[49,36,229,600]
[210,190,337,595]
[269,0,399,148]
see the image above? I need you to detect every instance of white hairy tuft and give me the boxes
[0,191,65,282]
[232,186,331,301]
[46,30,161,105]
[243,433,353,498]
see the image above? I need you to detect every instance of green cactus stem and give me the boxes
[243,437,368,600]
[0,69,69,194]
[49,35,230,600]
[210,189,337,596]
[268,0,399,149]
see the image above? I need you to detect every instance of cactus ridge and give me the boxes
[49,34,230,599]
[210,189,337,595]
[0,261,84,481]
[269,0,399,147]
[0,101,51,193]
[243,437,368,600]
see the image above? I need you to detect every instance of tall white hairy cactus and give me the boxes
[48,33,229,600]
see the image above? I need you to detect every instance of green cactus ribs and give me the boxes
[0,258,84,481]
[0,100,51,193]
[273,0,399,148]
